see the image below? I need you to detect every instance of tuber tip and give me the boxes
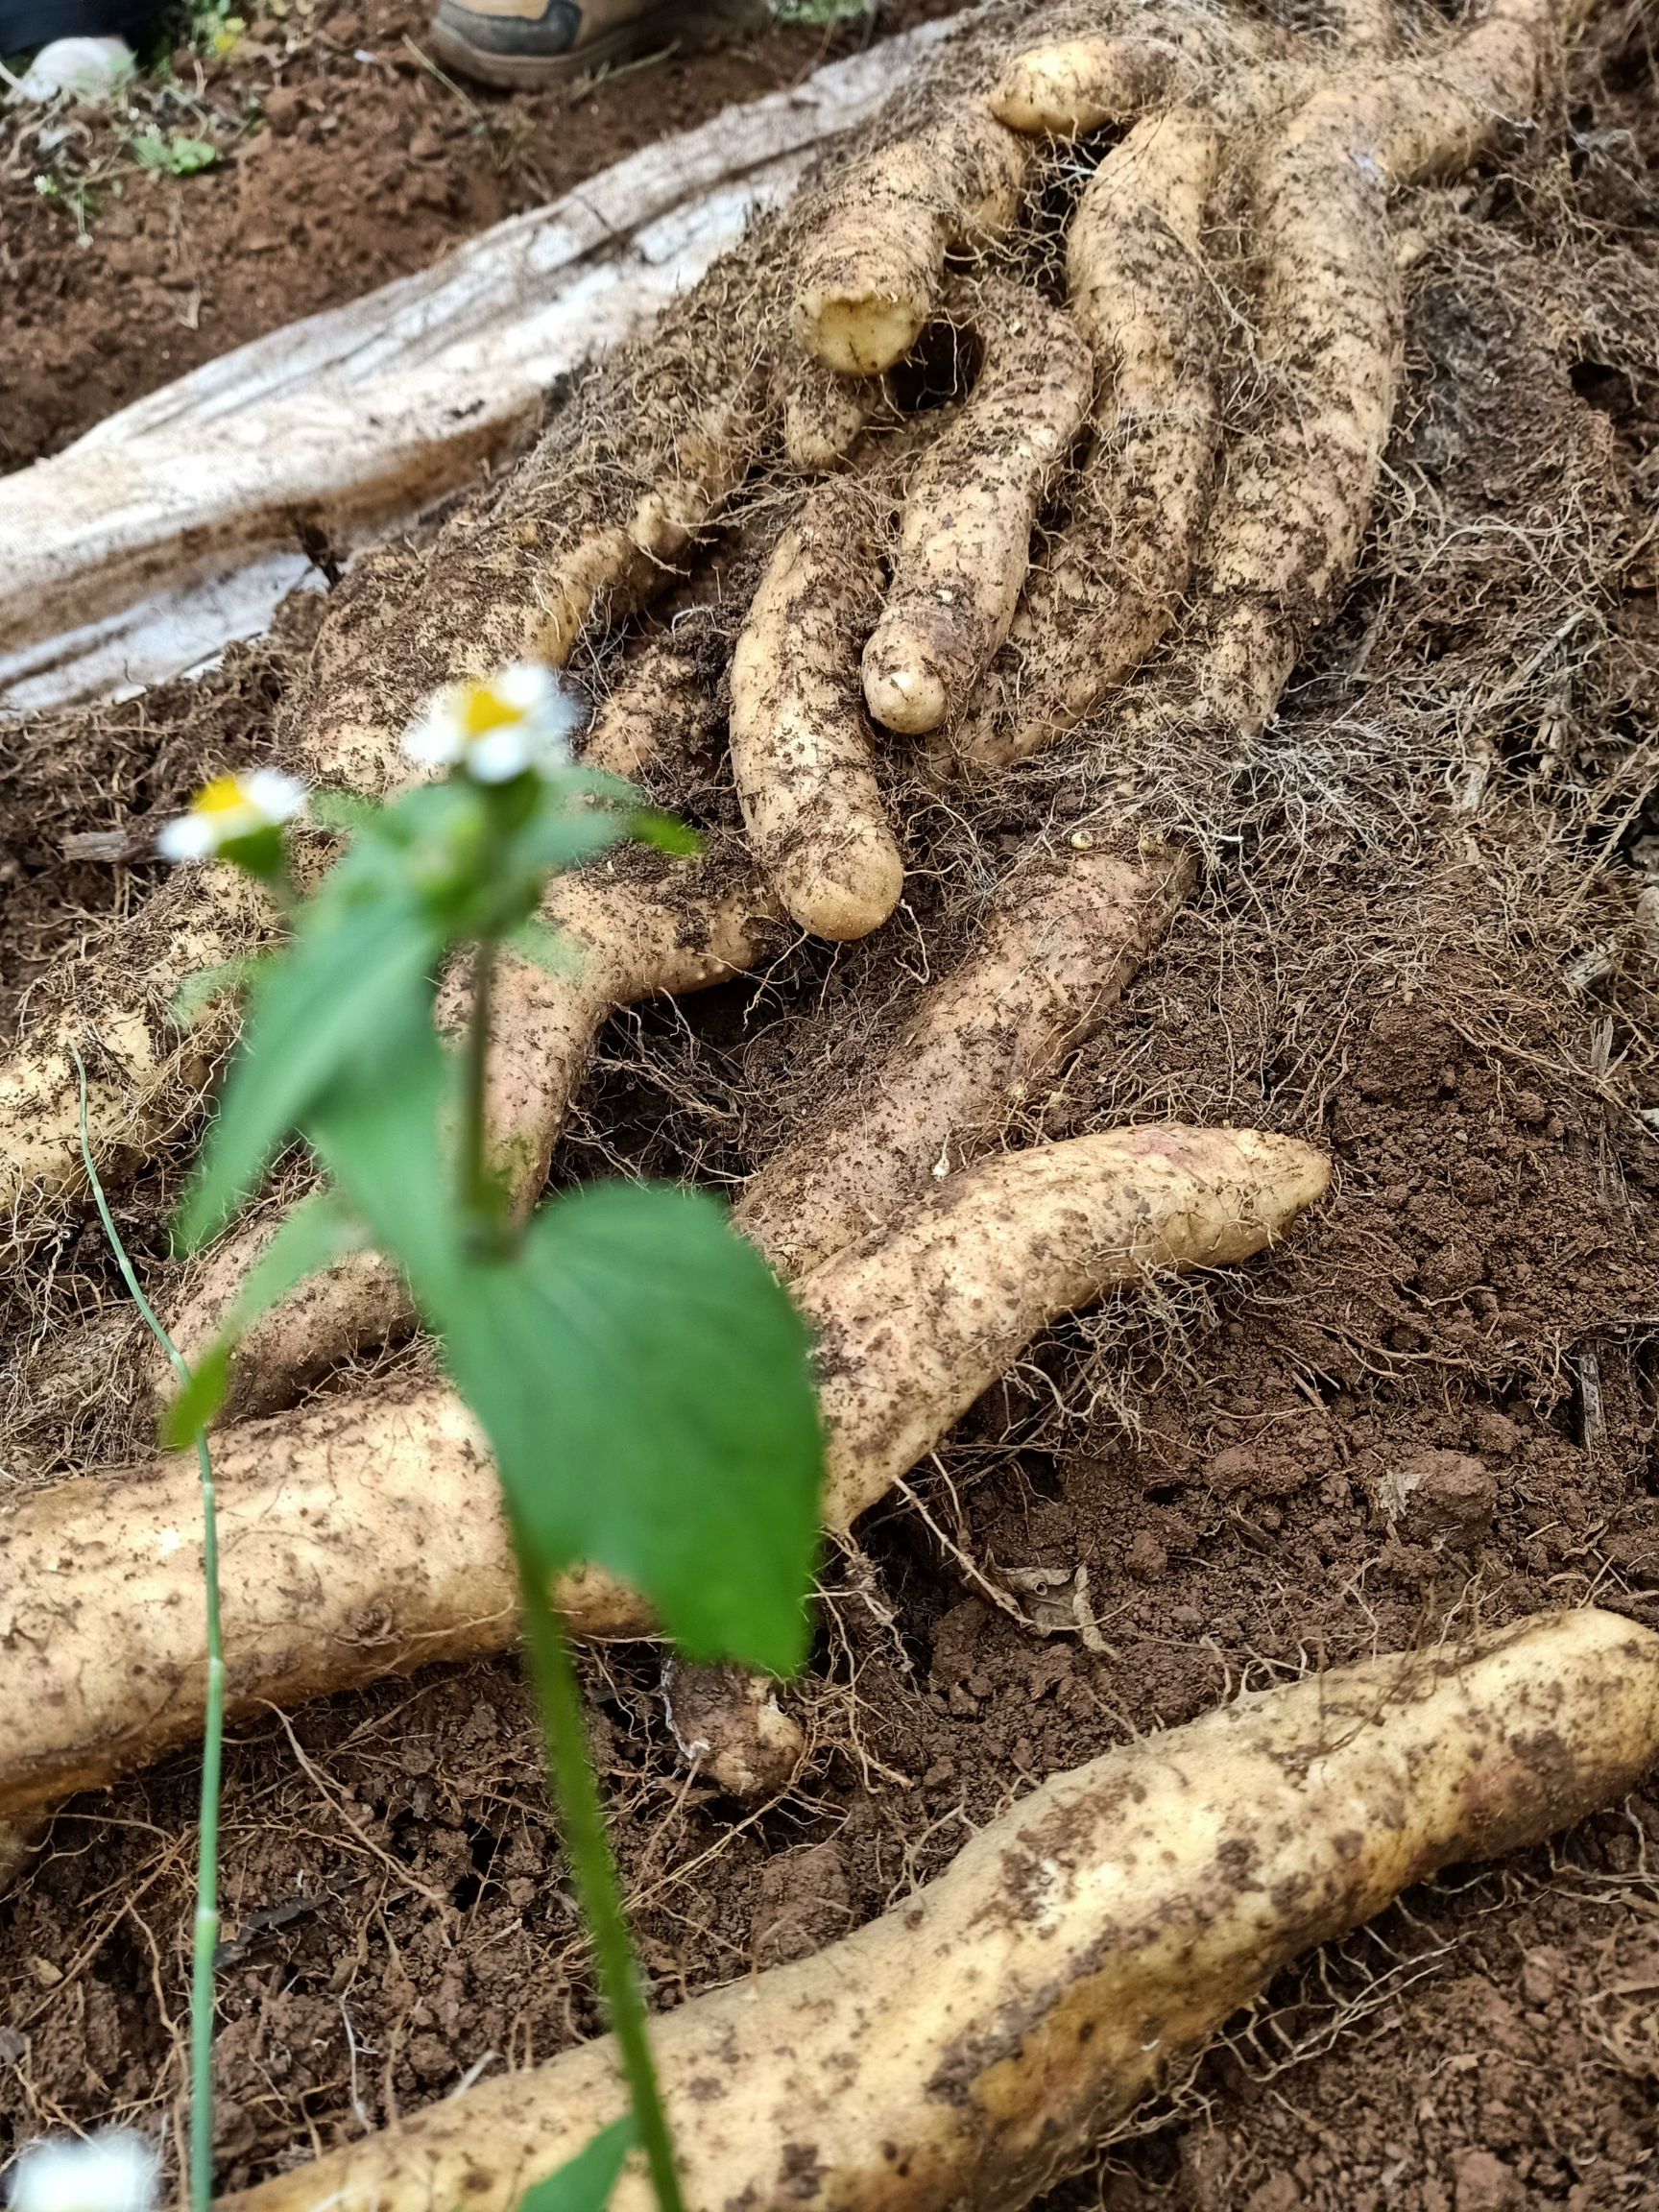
[863,652,948,736]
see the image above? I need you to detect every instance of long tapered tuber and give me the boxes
[222,1609,1659,2212]
[729,476,904,942]
[0,1124,1325,1826]
[736,841,1195,1277]
[805,1122,1328,1526]
[959,106,1228,767]
[1199,90,1404,724]
[861,282,1092,735]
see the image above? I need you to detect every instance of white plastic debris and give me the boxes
[12,36,135,104]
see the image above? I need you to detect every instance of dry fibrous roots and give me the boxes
[221,1610,1659,2212]
[0,1123,1327,1849]
[0,0,1591,1274]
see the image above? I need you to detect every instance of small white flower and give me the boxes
[401,663,585,784]
[10,2131,159,2212]
[156,769,307,861]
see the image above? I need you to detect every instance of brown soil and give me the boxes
[0,0,958,474]
[3,3,1659,2210]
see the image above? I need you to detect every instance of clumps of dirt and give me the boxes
[0,0,958,474]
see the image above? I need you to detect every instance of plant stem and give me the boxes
[462,938,498,1235]
[514,1552,686,2212]
[189,1463,226,2212]
[73,1048,223,2212]
[453,940,682,2206]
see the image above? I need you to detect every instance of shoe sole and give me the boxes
[428,0,764,89]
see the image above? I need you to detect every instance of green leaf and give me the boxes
[501,916,581,978]
[177,896,440,1248]
[516,808,632,880]
[441,1184,823,1673]
[301,997,821,1667]
[164,1191,368,1446]
[165,1342,231,1449]
[131,126,220,173]
[516,2119,635,2212]
[630,811,702,857]
[173,951,274,1027]
[305,788,383,841]
[304,1011,464,1306]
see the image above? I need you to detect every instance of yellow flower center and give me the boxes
[194,775,251,818]
[459,683,522,738]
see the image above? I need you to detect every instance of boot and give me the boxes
[429,0,764,91]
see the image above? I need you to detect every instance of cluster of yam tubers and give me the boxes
[5,0,1657,2203]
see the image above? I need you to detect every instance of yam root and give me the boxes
[1158,0,1578,744]
[2,0,1591,1262]
[794,106,1030,375]
[166,856,776,1417]
[957,106,1228,768]
[861,281,1092,735]
[582,630,724,788]
[804,1123,1327,1527]
[0,867,267,1221]
[223,1609,1659,2212]
[257,223,788,808]
[1194,91,1404,731]
[736,840,1195,1278]
[662,1660,805,1796]
[0,1123,1325,1826]
[729,476,904,942]
[778,353,883,476]
[173,837,1184,1417]
[989,32,1186,136]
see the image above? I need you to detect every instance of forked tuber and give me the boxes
[222,1609,1659,2212]
[860,281,1092,736]
[0,1124,1325,1828]
[2,0,1595,1245]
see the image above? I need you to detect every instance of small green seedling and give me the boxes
[130,126,221,174]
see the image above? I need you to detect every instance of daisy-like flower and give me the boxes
[156,770,307,862]
[401,663,585,784]
[9,2131,159,2212]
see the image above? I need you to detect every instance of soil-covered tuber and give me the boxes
[0,1123,1324,1827]
[729,477,903,941]
[736,842,1194,1277]
[861,281,1092,736]
[794,106,1030,375]
[221,1609,1659,2212]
